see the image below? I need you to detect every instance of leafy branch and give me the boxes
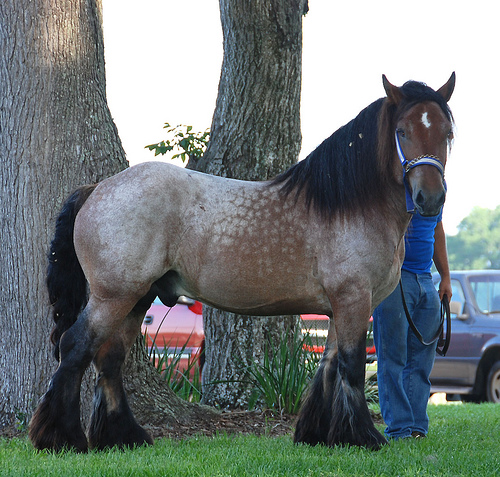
[145,123,210,163]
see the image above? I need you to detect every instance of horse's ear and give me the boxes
[436,72,456,102]
[382,74,403,105]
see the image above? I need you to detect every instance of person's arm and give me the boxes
[433,221,452,300]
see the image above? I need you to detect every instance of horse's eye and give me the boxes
[396,128,406,138]
[448,130,454,140]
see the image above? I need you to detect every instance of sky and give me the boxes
[102,0,499,235]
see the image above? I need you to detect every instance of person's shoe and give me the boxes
[411,431,426,439]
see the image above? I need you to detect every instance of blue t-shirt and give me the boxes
[402,210,442,274]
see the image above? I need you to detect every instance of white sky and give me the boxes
[103,0,499,234]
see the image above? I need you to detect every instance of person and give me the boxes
[373,209,452,440]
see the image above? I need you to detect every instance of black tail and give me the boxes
[47,184,97,361]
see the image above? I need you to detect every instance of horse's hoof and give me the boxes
[327,427,388,451]
[29,423,89,453]
[364,434,388,451]
[294,425,327,447]
[88,400,154,451]
[29,391,88,453]
[89,426,153,451]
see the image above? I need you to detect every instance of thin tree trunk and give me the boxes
[189,0,307,408]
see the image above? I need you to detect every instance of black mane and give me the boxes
[272,81,453,219]
[272,98,387,218]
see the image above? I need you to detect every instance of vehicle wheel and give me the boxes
[486,361,500,403]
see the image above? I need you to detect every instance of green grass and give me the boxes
[1,404,499,476]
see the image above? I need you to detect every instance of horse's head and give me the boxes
[383,73,455,217]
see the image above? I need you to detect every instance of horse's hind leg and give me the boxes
[29,302,100,452]
[29,318,91,451]
[88,305,153,450]
[29,297,136,452]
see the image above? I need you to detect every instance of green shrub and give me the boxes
[144,320,377,410]
[245,327,378,414]
[143,333,203,403]
[245,328,319,414]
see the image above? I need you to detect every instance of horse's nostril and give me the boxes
[439,191,446,206]
[415,190,425,208]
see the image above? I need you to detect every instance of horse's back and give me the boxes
[72,162,332,314]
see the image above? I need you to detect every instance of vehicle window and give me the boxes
[450,279,465,317]
[469,276,500,314]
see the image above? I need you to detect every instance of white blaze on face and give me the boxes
[421,111,431,129]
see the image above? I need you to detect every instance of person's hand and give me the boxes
[439,276,452,301]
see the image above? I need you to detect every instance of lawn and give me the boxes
[1,403,498,476]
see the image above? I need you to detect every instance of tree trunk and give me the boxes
[0,0,213,431]
[123,337,216,429]
[189,0,307,408]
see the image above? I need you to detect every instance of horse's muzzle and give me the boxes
[413,187,446,217]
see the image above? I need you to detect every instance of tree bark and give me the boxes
[189,0,307,408]
[0,0,214,431]
[123,338,216,429]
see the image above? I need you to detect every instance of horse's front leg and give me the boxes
[294,321,339,446]
[88,308,153,450]
[295,295,387,450]
[327,329,386,449]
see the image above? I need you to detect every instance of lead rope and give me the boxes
[399,279,451,356]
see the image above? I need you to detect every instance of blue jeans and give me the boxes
[373,270,440,439]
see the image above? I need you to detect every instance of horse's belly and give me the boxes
[187,263,329,316]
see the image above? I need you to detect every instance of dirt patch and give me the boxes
[0,425,24,439]
[145,409,296,440]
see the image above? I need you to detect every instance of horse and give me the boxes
[29,73,455,452]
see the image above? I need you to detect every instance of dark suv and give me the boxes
[431,270,500,402]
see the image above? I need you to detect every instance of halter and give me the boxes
[395,131,445,213]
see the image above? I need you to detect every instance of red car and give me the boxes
[301,314,376,356]
[141,296,204,376]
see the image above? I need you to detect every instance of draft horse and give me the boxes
[29,74,455,451]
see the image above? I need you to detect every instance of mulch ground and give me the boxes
[146,409,296,440]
